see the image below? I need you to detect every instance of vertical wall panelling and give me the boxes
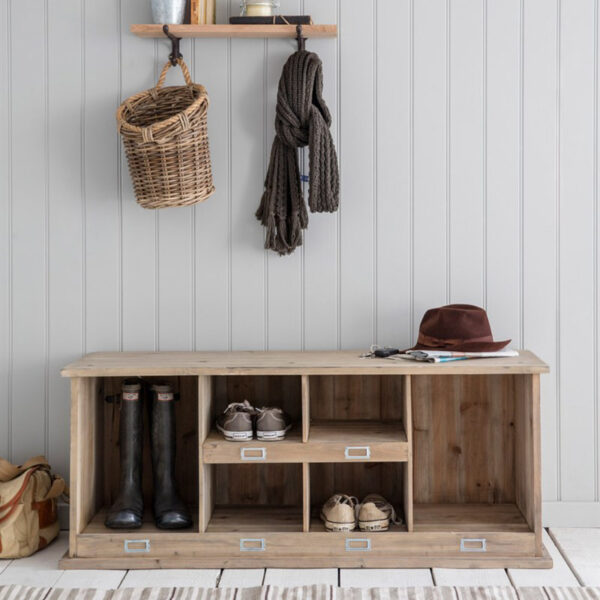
[375,0,412,349]
[83,0,121,352]
[229,0,266,350]
[412,0,448,334]
[120,0,157,351]
[194,1,230,351]
[5,0,600,522]
[265,0,303,350]
[47,0,83,476]
[559,0,596,501]
[486,0,521,345]
[9,0,47,461]
[302,0,339,350]
[157,36,195,351]
[448,0,484,305]
[339,0,375,349]
[597,0,600,503]
[0,0,10,459]
[523,0,560,502]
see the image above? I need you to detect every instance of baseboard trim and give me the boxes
[543,502,600,527]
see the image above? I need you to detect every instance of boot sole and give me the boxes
[256,426,292,441]
[216,424,253,442]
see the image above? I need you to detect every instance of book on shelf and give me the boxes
[191,0,216,25]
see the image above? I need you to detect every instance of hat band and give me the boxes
[416,332,494,349]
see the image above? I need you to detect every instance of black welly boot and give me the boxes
[105,380,144,529]
[149,383,193,530]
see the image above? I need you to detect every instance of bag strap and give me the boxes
[155,58,193,90]
[0,456,49,483]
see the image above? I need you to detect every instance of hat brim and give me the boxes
[406,339,512,353]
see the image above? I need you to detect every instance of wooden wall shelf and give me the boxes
[130,24,338,39]
[60,351,552,570]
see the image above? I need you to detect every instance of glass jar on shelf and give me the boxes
[240,1,280,17]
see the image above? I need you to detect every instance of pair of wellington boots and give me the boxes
[105,380,193,530]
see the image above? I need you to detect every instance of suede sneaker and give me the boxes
[357,494,402,531]
[255,407,292,441]
[320,494,359,532]
[216,400,256,441]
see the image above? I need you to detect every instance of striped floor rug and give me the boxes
[1,587,599,600]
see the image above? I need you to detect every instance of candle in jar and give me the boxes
[246,3,274,16]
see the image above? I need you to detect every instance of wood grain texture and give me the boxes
[130,24,338,38]
[62,351,549,377]
[412,375,517,504]
[515,374,543,554]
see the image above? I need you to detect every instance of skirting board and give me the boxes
[543,502,600,527]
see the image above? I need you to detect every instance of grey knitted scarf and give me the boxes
[256,50,339,255]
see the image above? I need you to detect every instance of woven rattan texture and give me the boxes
[117,59,215,209]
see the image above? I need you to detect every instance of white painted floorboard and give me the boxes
[0,535,67,588]
[119,569,220,589]
[54,569,127,590]
[340,568,434,588]
[549,528,600,585]
[433,568,512,587]
[508,530,579,587]
[263,569,338,587]
[0,561,11,576]
[218,569,265,588]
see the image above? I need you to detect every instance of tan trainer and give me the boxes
[357,494,402,531]
[320,494,359,532]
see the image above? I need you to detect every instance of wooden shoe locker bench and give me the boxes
[59,351,551,569]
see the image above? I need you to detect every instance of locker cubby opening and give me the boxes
[308,375,407,441]
[209,375,302,438]
[82,375,199,534]
[204,463,304,532]
[309,462,407,533]
[411,373,534,533]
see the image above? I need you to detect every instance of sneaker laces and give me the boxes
[224,400,255,414]
[332,494,359,510]
[358,495,402,525]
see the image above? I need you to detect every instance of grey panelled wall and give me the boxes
[0,0,599,525]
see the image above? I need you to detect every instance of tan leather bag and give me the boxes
[0,456,65,558]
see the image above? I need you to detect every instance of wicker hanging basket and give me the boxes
[117,58,215,209]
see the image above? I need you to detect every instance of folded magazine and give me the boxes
[389,349,519,364]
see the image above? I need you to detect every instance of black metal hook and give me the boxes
[163,24,182,66]
[296,24,306,52]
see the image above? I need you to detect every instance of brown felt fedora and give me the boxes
[409,304,511,352]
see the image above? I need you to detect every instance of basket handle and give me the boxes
[155,58,193,90]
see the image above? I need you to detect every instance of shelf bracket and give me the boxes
[163,24,182,66]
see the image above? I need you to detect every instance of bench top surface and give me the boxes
[62,350,549,377]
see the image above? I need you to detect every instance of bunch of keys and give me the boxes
[360,345,401,359]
